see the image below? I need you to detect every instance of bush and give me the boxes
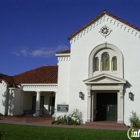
[52,109,82,125]
[129,111,140,128]
[70,109,83,124]
[52,115,68,125]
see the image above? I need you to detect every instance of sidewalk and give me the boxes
[0,116,129,130]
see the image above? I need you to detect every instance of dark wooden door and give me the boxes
[106,105,117,121]
[96,93,117,121]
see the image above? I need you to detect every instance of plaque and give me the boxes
[57,104,69,112]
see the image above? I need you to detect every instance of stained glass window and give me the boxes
[95,57,99,71]
[102,53,110,71]
[113,56,117,70]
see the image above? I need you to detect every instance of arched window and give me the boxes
[89,43,123,78]
[95,57,99,71]
[113,56,117,70]
[102,53,110,71]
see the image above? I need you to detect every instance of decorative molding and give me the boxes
[21,84,58,92]
[99,25,112,38]
[91,85,122,90]
[70,14,140,44]
[56,53,70,62]
[57,56,70,62]
[88,43,124,78]
[55,53,70,57]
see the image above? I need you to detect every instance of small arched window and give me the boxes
[112,56,117,70]
[95,57,99,71]
[102,53,110,71]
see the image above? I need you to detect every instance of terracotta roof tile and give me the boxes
[0,73,15,86]
[56,49,70,54]
[13,66,58,84]
[68,10,140,40]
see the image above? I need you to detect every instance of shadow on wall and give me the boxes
[2,91,14,115]
[124,81,132,89]
[2,91,7,115]
[124,81,134,101]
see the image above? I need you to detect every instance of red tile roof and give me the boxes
[0,73,14,85]
[13,66,58,84]
[0,66,58,85]
[68,10,140,40]
[56,49,70,54]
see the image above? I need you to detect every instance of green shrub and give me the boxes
[52,109,82,125]
[70,109,83,124]
[129,111,140,128]
[52,115,67,124]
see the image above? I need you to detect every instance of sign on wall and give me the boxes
[57,104,69,112]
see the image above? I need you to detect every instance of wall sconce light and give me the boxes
[129,92,133,99]
[79,92,84,100]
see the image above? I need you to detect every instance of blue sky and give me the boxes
[0,0,140,76]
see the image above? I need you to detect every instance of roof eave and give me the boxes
[67,11,106,40]
[55,53,71,57]
[67,10,140,40]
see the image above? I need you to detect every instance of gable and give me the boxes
[92,77,120,83]
[68,10,140,42]
[84,73,126,85]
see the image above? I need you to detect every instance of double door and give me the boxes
[106,105,117,121]
[96,93,117,121]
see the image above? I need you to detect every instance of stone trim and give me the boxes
[21,84,57,92]
[88,43,124,78]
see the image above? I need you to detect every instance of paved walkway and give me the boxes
[0,116,129,131]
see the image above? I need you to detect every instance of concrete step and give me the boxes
[85,121,127,128]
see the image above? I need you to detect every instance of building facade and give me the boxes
[0,11,140,126]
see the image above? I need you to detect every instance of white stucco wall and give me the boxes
[0,81,8,115]
[8,88,22,115]
[67,14,140,125]
[55,55,70,117]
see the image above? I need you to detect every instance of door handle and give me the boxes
[107,106,109,112]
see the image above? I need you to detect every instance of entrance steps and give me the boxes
[85,121,128,128]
